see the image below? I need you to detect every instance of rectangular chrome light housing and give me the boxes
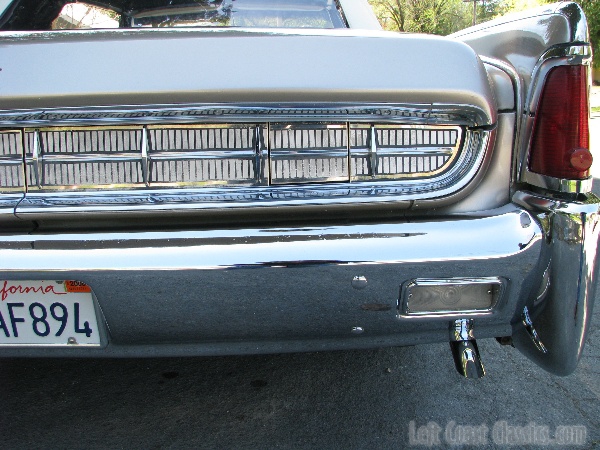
[350,125,461,180]
[25,126,145,189]
[0,130,25,192]
[400,278,504,316]
[147,124,258,186]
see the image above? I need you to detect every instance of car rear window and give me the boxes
[0,0,348,30]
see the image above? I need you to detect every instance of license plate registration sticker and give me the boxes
[0,280,100,346]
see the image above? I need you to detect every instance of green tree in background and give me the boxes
[475,0,545,23]
[578,0,599,68]
[370,0,598,68]
[368,0,471,35]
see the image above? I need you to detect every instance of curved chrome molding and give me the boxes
[0,103,493,129]
[520,172,593,194]
[513,190,600,216]
[526,45,592,114]
[518,44,593,194]
[480,56,523,185]
[14,130,490,215]
[0,194,22,210]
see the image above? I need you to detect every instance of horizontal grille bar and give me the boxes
[0,123,463,192]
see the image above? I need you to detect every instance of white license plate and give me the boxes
[0,280,100,346]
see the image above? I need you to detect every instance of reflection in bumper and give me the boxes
[0,191,597,377]
[512,191,600,375]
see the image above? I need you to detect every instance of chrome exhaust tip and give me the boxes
[449,319,485,378]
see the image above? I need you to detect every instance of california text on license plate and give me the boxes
[0,280,101,346]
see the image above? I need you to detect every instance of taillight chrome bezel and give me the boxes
[519,44,593,194]
[0,103,495,216]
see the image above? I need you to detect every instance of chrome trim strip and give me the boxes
[0,155,22,165]
[521,172,593,194]
[30,129,41,189]
[141,126,149,187]
[512,190,600,216]
[0,103,493,128]
[369,124,378,176]
[0,208,540,267]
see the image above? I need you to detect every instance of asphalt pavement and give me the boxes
[0,307,597,449]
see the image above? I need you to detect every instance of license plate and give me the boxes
[0,280,100,346]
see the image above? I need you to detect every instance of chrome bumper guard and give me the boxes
[512,191,600,375]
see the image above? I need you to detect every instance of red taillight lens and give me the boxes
[528,65,591,180]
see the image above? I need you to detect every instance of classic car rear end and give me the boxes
[0,0,597,378]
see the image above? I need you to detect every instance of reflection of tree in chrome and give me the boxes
[232,11,332,28]
[52,3,120,30]
[50,0,345,30]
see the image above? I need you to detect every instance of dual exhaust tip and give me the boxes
[449,307,547,378]
[449,318,485,379]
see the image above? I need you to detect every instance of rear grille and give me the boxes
[350,125,459,179]
[1,123,463,192]
[270,124,349,184]
[26,127,145,188]
[0,130,24,191]
[147,125,258,185]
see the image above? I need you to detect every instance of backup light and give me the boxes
[401,278,503,316]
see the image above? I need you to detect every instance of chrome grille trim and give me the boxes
[147,124,259,186]
[0,104,494,213]
[14,123,464,191]
[12,130,491,215]
[270,123,349,184]
[350,125,460,180]
[26,126,146,189]
[0,103,493,128]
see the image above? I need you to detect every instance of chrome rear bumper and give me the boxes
[0,191,597,378]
